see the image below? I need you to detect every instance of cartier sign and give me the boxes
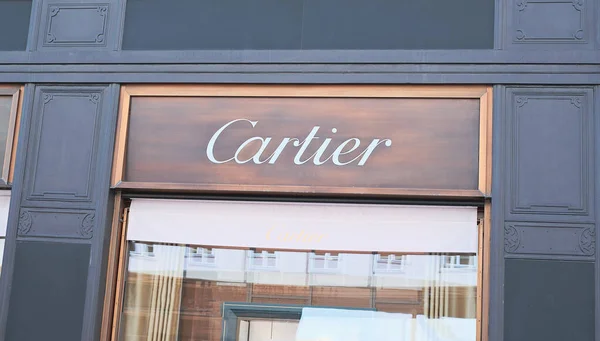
[114,85,490,197]
[206,119,392,166]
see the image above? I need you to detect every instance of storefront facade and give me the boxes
[0,1,598,341]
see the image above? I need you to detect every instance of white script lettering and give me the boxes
[206,118,392,166]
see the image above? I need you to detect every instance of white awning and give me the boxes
[127,199,478,253]
[0,190,10,237]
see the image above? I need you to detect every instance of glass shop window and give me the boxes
[117,199,481,341]
[0,190,10,278]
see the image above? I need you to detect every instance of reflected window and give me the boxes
[129,243,155,257]
[186,247,216,266]
[442,255,477,271]
[247,250,278,270]
[374,254,409,274]
[309,252,341,273]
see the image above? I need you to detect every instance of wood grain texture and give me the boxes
[110,205,129,341]
[8,86,23,184]
[120,90,483,195]
[100,192,122,341]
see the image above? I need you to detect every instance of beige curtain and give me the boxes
[423,253,445,319]
[121,243,186,341]
[419,253,477,341]
[423,253,476,319]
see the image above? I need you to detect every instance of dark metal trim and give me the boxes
[119,191,487,208]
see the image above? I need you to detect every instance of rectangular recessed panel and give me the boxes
[516,98,584,208]
[6,241,90,341]
[122,0,494,50]
[28,91,101,202]
[127,199,478,253]
[504,259,595,341]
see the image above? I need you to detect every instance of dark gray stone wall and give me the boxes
[0,0,597,341]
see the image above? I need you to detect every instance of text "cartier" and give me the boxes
[206,119,392,166]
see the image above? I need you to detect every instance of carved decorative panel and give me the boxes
[33,0,124,50]
[504,222,595,256]
[17,208,95,239]
[506,88,594,221]
[43,4,108,47]
[506,0,596,49]
[23,87,105,205]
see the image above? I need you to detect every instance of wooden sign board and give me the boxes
[112,85,492,198]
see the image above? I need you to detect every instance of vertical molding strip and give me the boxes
[81,83,120,341]
[489,85,506,341]
[595,85,599,341]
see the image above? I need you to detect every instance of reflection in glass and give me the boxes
[0,238,4,273]
[119,242,477,341]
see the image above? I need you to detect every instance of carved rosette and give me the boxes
[579,227,595,255]
[43,93,54,104]
[571,0,583,11]
[79,213,95,238]
[88,93,101,104]
[504,225,521,253]
[18,211,33,235]
[49,6,60,17]
[46,33,57,43]
[515,96,528,107]
[516,0,528,11]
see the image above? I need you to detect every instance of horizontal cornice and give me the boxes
[0,63,598,84]
[0,49,599,64]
